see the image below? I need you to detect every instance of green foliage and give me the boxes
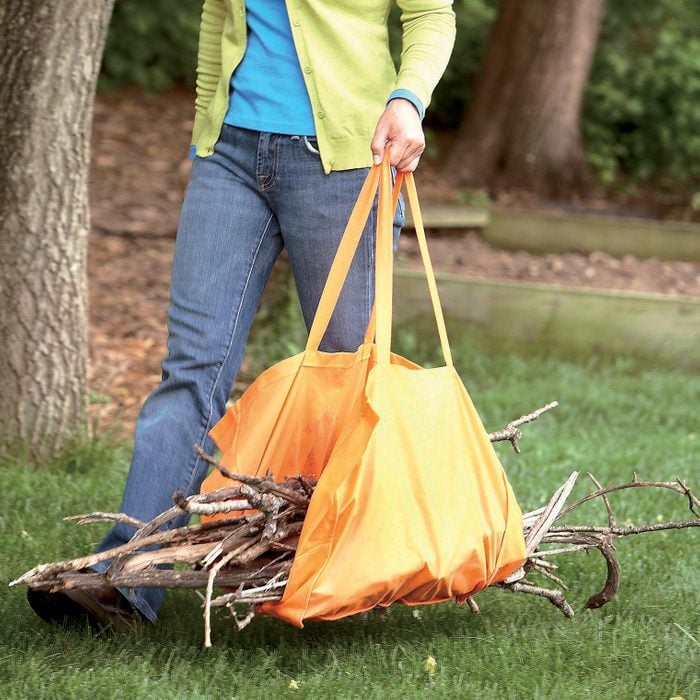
[2,338,698,698]
[99,0,201,91]
[583,0,700,188]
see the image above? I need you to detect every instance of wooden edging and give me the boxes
[485,208,700,262]
[404,204,490,230]
[404,203,700,262]
[393,268,700,369]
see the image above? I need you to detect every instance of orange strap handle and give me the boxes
[402,171,453,367]
[306,166,380,351]
[361,177,403,345]
[374,157,395,364]
[306,155,453,368]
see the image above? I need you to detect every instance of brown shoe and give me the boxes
[27,587,143,633]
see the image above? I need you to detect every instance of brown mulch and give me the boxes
[396,234,700,297]
[87,88,700,433]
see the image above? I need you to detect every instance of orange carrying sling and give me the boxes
[200,159,526,626]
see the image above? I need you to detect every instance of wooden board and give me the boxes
[394,269,700,369]
[485,208,700,262]
[403,204,489,230]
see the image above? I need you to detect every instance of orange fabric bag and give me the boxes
[201,160,526,626]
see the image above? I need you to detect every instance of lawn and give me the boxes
[1,328,698,699]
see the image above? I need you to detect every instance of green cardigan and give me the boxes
[191,0,456,173]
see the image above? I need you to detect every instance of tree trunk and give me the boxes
[0,0,114,456]
[448,0,605,198]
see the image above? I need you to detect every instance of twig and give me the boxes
[547,520,700,536]
[499,581,575,618]
[204,550,238,648]
[531,563,568,590]
[194,445,311,507]
[175,497,254,515]
[557,478,700,521]
[466,597,480,614]
[10,515,264,587]
[211,577,288,607]
[227,605,256,631]
[487,401,559,452]
[32,566,293,592]
[587,473,616,529]
[525,472,579,554]
[585,538,620,609]
[64,513,147,529]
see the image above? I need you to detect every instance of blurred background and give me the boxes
[100,0,700,210]
[83,0,700,429]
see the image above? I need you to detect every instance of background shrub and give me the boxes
[583,0,700,188]
[99,0,201,92]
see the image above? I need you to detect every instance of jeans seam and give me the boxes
[270,134,281,191]
[256,132,267,191]
[181,212,276,498]
[256,133,281,193]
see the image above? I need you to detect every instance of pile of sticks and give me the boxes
[11,402,699,646]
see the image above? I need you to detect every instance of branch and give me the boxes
[557,477,700,521]
[487,401,559,452]
[194,445,312,507]
[64,512,146,529]
[499,580,574,618]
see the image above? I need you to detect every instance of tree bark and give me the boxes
[448,0,605,198]
[0,0,114,456]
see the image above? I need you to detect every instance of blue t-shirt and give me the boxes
[224,0,317,136]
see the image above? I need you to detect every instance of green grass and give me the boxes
[1,327,698,699]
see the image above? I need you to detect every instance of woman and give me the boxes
[29,0,456,629]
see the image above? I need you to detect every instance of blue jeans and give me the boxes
[94,125,403,623]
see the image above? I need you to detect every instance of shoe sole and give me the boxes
[27,588,138,633]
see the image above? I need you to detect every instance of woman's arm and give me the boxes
[192,0,226,145]
[371,1,456,171]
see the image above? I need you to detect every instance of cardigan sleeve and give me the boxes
[194,0,226,128]
[394,1,456,112]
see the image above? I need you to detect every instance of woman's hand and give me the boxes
[370,98,425,172]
